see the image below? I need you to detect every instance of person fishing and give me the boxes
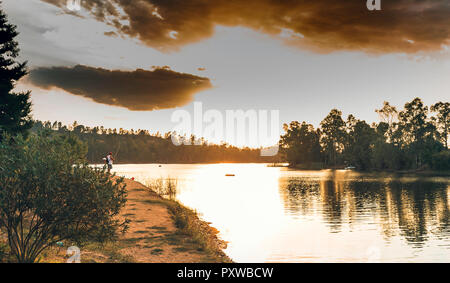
[105,152,114,173]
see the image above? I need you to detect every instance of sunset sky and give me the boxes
[4,0,450,146]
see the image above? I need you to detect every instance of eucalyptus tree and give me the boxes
[280,121,321,166]
[431,102,449,148]
[320,109,347,166]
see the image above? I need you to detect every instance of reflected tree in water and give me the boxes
[280,173,450,246]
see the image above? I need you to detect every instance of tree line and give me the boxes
[32,97,449,169]
[31,120,275,164]
[280,98,449,171]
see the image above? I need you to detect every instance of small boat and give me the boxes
[345,166,356,170]
[225,174,235,177]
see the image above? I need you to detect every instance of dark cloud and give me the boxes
[28,65,212,110]
[41,0,450,53]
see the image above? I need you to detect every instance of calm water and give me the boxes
[113,163,450,263]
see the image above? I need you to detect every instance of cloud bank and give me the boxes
[41,0,450,53]
[29,65,212,111]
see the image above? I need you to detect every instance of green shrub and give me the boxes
[0,133,128,262]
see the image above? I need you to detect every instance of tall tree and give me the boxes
[0,6,32,137]
[395,98,439,168]
[375,101,398,142]
[320,109,346,166]
[280,121,321,166]
[431,102,449,148]
[375,101,398,126]
[344,117,376,170]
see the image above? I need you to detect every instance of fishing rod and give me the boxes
[114,137,121,163]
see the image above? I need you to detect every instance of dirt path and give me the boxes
[115,177,223,262]
[38,177,230,263]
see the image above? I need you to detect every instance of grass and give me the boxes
[141,178,232,262]
[78,241,135,263]
[12,240,136,263]
[146,178,178,199]
[144,197,231,262]
[151,248,164,255]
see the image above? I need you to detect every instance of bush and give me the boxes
[0,242,9,262]
[431,151,450,171]
[0,133,128,262]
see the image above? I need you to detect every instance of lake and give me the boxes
[112,163,450,263]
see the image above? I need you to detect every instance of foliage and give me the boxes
[0,7,32,137]
[431,151,450,171]
[320,109,346,166]
[31,121,278,164]
[281,97,449,171]
[392,98,441,168]
[0,133,128,262]
[279,121,321,166]
[375,101,398,126]
[0,241,9,262]
[344,117,376,170]
[431,102,450,148]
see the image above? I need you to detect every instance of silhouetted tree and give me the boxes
[282,98,449,171]
[280,121,321,166]
[395,98,439,168]
[375,101,398,126]
[320,109,346,166]
[31,120,276,164]
[431,102,449,148]
[344,117,376,170]
[0,6,32,137]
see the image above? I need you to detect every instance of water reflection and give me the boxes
[280,170,450,247]
[113,164,450,262]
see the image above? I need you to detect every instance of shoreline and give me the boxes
[34,177,232,263]
[130,177,233,263]
[287,165,450,176]
[94,162,450,177]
